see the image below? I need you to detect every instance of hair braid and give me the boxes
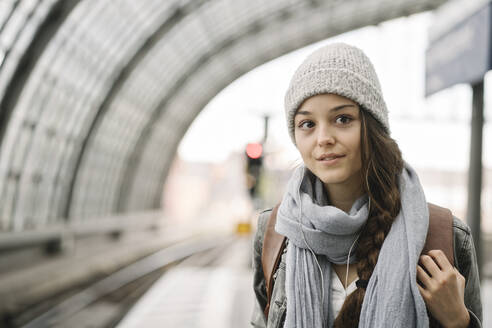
[333,109,403,327]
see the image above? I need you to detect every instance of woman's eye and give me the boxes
[298,121,314,129]
[335,115,352,125]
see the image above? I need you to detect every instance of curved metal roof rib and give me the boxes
[0,0,184,229]
[0,0,79,230]
[0,0,79,139]
[63,1,208,220]
[0,0,446,231]
[119,0,448,212]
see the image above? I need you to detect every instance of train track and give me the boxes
[5,235,235,328]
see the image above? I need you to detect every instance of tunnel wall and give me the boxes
[0,0,447,231]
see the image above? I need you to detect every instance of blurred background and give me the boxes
[0,0,490,327]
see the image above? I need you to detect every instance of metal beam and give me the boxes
[116,5,314,211]
[0,0,80,142]
[63,0,209,219]
[467,80,484,278]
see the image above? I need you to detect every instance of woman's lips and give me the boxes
[318,155,345,165]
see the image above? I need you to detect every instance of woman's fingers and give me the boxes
[415,255,469,328]
[419,254,441,277]
[416,264,432,287]
[417,282,430,300]
[427,249,453,271]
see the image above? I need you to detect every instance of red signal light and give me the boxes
[246,143,263,159]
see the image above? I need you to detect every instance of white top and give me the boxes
[331,264,358,319]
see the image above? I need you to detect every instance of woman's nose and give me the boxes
[317,127,335,146]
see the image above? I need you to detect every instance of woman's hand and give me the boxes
[417,249,470,328]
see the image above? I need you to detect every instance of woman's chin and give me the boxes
[316,172,348,185]
[314,169,361,188]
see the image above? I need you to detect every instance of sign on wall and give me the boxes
[425,3,491,96]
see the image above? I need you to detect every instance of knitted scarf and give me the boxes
[275,162,429,327]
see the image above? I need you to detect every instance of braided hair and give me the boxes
[333,108,404,327]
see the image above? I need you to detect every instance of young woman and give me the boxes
[251,43,482,327]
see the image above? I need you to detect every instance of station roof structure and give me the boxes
[0,0,447,231]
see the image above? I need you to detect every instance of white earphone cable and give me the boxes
[345,197,370,295]
[345,231,361,296]
[297,168,371,321]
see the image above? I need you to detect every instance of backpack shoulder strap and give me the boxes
[423,202,454,266]
[261,203,286,317]
[260,201,454,318]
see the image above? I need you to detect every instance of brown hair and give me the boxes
[333,108,404,327]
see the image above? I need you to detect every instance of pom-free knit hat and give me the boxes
[284,42,389,144]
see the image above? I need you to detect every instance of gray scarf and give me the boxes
[275,162,429,327]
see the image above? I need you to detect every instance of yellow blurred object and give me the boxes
[236,222,252,235]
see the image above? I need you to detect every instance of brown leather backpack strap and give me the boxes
[423,202,454,266]
[261,203,286,317]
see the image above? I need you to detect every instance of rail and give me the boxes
[0,211,162,252]
[6,234,235,328]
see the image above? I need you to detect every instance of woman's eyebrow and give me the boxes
[296,104,356,116]
[330,104,357,112]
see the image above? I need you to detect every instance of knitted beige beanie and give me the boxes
[284,43,389,144]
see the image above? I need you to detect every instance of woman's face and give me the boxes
[294,93,362,191]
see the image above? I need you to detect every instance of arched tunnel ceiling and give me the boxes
[0,0,447,231]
